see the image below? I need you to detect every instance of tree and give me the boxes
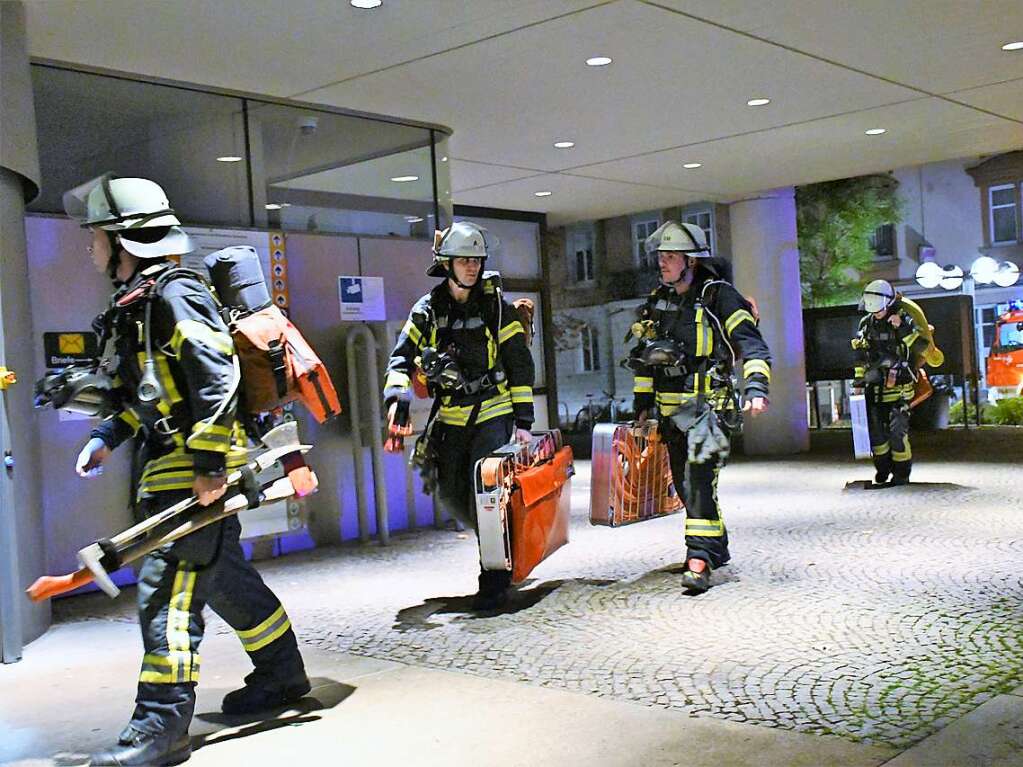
[796,174,903,307]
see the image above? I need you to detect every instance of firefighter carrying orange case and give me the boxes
[589,421,684,527]
[476,430,573,584]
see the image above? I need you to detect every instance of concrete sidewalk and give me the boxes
[4,428,1023,765]
[1,621,894,767]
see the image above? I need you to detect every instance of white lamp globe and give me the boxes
[994,261,1020,288]
[971,256,999,284]
[915,261,943,289]
[940,265,964,290]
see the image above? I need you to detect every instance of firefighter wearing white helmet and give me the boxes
[385,220,535,610]
[852,279,930,485]
[627,220,771,594]
[61,174,308,766]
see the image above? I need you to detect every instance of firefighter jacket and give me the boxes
[852,301,930,403]
[91,261,249,498]
[384,275,535,429]
[632,277,771,417]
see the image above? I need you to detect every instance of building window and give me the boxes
[633,216,661,269]
[683,210,714,253]
[989,184,1018,244]
[870,223,895,259]
[579,324,600,372]
[569,228,595,283]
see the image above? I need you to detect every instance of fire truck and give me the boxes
[987,301,1023,401]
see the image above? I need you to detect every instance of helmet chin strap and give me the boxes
[105,231,122,283]
[660,257,693,287]
[445,258,484,290]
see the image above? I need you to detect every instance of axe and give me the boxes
[26,422,316,602]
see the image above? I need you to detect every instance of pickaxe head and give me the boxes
[77,541,120,598]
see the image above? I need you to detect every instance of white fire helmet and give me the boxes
[62,173,192,258]
[645,221,710,257]
[427,221,499,277]
[859,279,896,313]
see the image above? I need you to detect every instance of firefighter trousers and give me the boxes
[866,394,912,481]
[130,490,306,738]
[434,416,515,591]
[661,417,731,569]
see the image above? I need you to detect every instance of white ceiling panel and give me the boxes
[578,98,1023,201]
[25,0,601,99]
[306,0,919,170]
[22,0,1023,226]
[652,0,1023,96]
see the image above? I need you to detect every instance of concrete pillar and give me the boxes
[0,0,48,660]
[728,188,809,455]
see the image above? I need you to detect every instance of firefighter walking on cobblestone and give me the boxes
[383,222,535,611]
[63,174,309,766]
[852,279,931,485]
[628,222,771,594]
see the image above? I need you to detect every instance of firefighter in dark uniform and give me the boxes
[64,175,308,766]
[384,222,534,610]
[852,279,929,485]
[629,222,771,594]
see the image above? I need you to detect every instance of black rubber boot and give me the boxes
[874,470,891,485]
[89,727,191,766]
[890,474,910,486]
[472,569,512,611]
[680,564,712,594]
[221,672,311,715]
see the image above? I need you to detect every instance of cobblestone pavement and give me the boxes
[55,428,1023,749]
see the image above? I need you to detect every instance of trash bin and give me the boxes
[911,389,951,430]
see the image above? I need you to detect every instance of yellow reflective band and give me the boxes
[685,518,725,537]
[154,353,184,405]
[743,359,771,380]
[118,408,142,434]
[187,422,233,452]
[487,332,498,368]
[384,371,410,391]
[499,322,524,345]
[694,307,713,357]
[873,442,890,456]
[725,309,755,335]
[403,320,423,348]
[236,606,293,654]
[634,376,654,394]
[170,319,234,357]
[510,385,532,404]
[892,448,912,461]
[167,566,197,684]
[854,366,865,378]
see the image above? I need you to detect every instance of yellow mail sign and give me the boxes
[58,334,86,354]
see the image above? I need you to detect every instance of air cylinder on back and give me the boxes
[203,246,272,314]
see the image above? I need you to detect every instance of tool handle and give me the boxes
[26,568,93,603]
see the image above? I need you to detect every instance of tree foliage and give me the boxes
[796,175,903,307]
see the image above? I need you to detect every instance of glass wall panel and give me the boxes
[28,66,250,228]
[247,101,434,237]
[434,134,453,231]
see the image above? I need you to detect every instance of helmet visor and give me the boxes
[860,289,893,313]
[62,173,119,228]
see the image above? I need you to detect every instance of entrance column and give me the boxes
[1,0,46,661]
[728,188,809,455]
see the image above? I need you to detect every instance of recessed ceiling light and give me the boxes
[746,98,771,107]
[390,175,419,182]
[865,128,887,135]
[350,0,381,8]
[265,203,283,211]
[683,162,702,169]
[534,191,553,197]
[405,216,424,223]
[554,141,576,149]
[440,156,448,162]
[586,56,612,67]
[216,156,242,163]
[1001,41,1023,51]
